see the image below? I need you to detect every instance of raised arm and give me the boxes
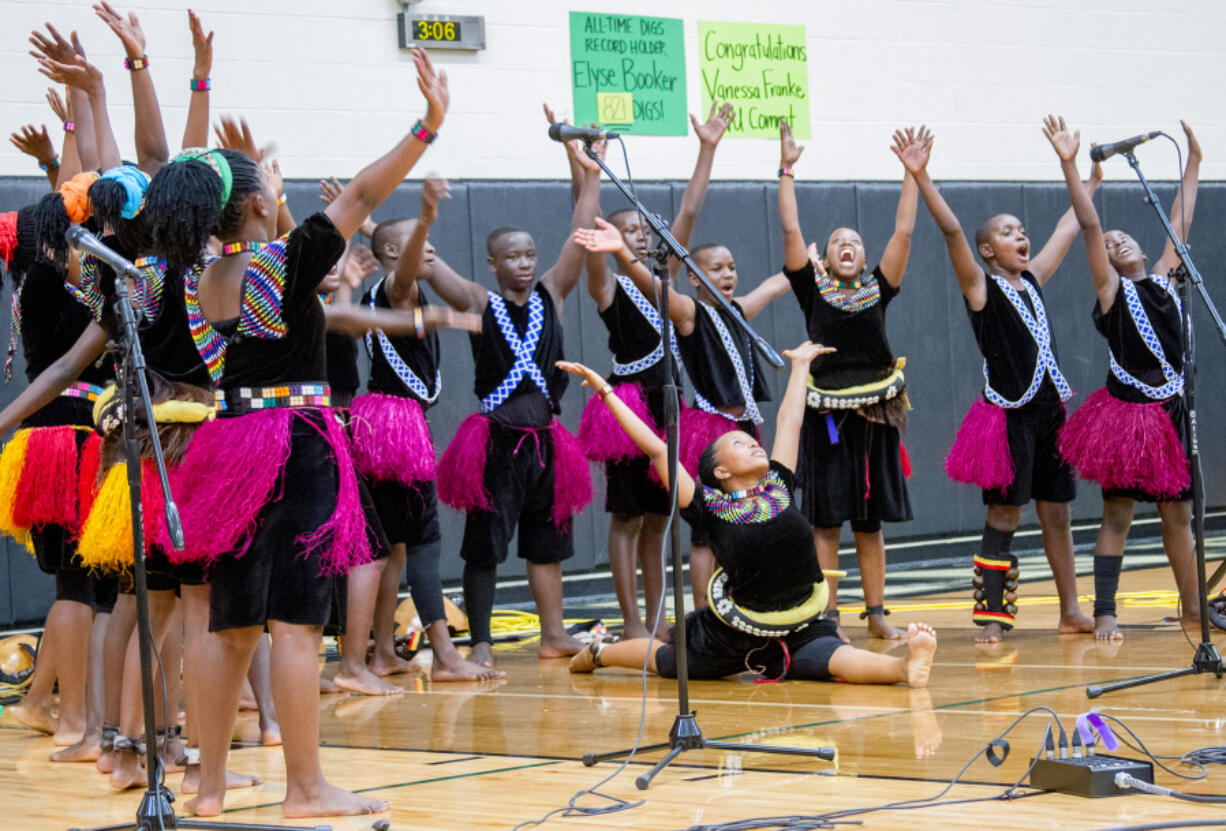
[320,177,376,239]
[325,48,447,242]
[1042,115,1115,311]
[575,217,697,334]
[212,118,293,236]
[95,2,168,172]
[46,88,77,182]
[426,256,488,315]
[557,359,696,507]
[778,119,808,271]
[1153,120,1203,279]
[30,27,99,173]
[771,341,835,471]
[539,145,602,303]
[387,178,448,308]
[1029,143,1103,286]
[893,128,987,309]
[736,272,791,320]
[9,125,60,188]
[544,103,584,201]
[182,9,213,151]
[324,300,480,338]
[34,40,121,171]
[668,101,734,274]
[879,127,928,288]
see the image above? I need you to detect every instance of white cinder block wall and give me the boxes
[0,0,1223,181]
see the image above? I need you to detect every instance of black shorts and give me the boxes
[984,400,1076,506]
[654,607,844,681]
[460,421,574,567]
[32,523,85,576]
[605,456,671,517]
[92,573,119,613]
[358,477,393,561]
[369,479,441,548]
[206,416,341,631]
[799,407,912,527]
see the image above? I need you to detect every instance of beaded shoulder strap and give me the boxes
[610,273,681,378]
[480,289,550,413]
[71,255,109,323]
[184,257,227,383]
[1108,275,1183,400]
[236,235,290,340]
[692,301,763,424]
[982,274,1072,408]
[363,279,441,404]
[132,256,168,322]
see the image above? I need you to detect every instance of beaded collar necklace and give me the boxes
[220,240,266,256]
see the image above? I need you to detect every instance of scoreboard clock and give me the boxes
[397,13,486,51]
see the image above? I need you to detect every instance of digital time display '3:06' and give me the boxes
[414,18,460,42]
[396,13,486,51]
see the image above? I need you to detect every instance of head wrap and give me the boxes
[172,148,233,210]
[0,213,16,269]
[59,171,100,224]
[100,165,151,220]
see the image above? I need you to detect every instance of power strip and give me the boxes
[1029,754,1154,798]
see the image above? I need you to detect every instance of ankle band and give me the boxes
[1093,555,1123,619]
[973,553,1019,630]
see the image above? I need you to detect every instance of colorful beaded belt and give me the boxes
[60,381,106,402]
[218,382,331,414]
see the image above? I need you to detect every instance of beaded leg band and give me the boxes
[973,554,1019,630]
[859,605,891,620]
[112,735,145,755]
[100,724,119,753]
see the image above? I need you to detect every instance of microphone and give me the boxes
[1089,131,1162,163]
[66,224,142,280]
[547,123,619,144]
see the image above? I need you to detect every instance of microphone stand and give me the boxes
[68,240,321,831]
[1086,149,1225,698]
[577,143,834,788]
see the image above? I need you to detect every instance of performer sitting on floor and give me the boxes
[574,217,791,610]
[898,123,1098,643]
[1044,116,1203,640]
[777,120,924,640]
[560,343,937,687]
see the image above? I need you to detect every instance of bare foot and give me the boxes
[621,621,651,641]
[161,736,187,773]
[470,642,495,668]
[569,640,601,674]
[975,622,1005,644]
[1094,615,1124,641]
[52,727,85,747]
[369,652,415,677]
[904,623,936,688]
[281,782,388,818]
[109,748,145,791]
[431,651,507,682]
[538,633,585,659]
[908,688,943,759]
[1181,611,1202,632]
[319,674,340,694]
[237,678,257,711]
[9,701,56,735]
[180,763,262,794]
[333,668,404,696]
[1058,611,1095,634]
[50,732,101,762]
[258,710,281,747]
[866,613,906,640]
[96,749,114,774]
[185,795,223,817]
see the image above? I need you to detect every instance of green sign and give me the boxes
[569,12,687,136]
[698,21,810,139]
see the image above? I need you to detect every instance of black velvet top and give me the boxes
[598,276,680,388]
[785,261,898,388]
[966,271,1061,407]
[677,298,771,409]
[325,330,360,399]
[366,280,441,407]
[470,282,567,427]
[681,461,823,612]
[213,212,345,390]
[1094,276,1184,403]
[19,260,112,388]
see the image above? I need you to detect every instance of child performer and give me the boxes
[559,344,938,686]
[897,126,1097,643]
[1045,116,1203,640]
[777,120,923,639]
[141,48,446,818]
[568,101,734,638]
[574,221,791,609]
[432,143,601,667]
[350,180,501,681]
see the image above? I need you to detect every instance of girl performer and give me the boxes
[140,49,447,818]
[899,126,1097,643]
[1045,116,1203,640]
[560,344,937,687]
[777,120,923,639]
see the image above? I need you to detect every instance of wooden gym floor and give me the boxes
[4,562,1226,831]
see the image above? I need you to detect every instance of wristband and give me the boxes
[189,78,211,92]
[124,55,149,71]
[410,120,437,145]
[63,121,75,133]
[277,193,287,207]
[413,307,425,339]
[39,156,61,172]
[596,385,614,401]
[778,167,794,178]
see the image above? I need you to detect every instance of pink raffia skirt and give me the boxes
[438,413,592,527]
[1058,387,1189,498]
[578,382,657,463]
[945,398,1014,491]
[349,392,436,486]
[171,408,371,576]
